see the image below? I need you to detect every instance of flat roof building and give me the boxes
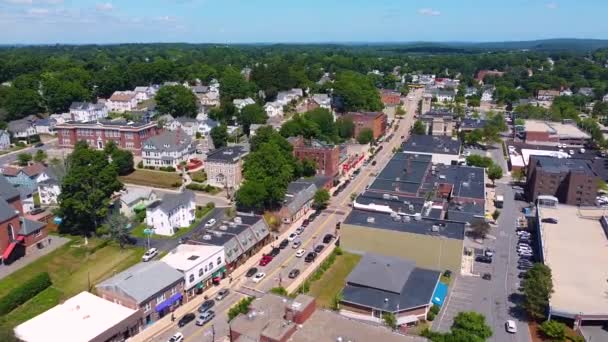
[402,135,462,165]
[523,120,590,146]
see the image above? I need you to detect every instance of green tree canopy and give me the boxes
[336,117,355,139]
[450,311,493,341]
[357,128,374,144]
[210,125,229,149]
[412,120,427,135]
[239,103,268,135]
[235,181,268,212]
[105,213,131,248]
[17,152,32,166]
[155,84,198,117]
[313,188,330,209]
[33,149,47,163]
[300,159,317,177]
[333,71,383,112]
[487,164,503,185]
[522,263,554,321]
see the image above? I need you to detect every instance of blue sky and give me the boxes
[0,0,606,44]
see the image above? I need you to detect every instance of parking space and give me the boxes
[434,276,481,332]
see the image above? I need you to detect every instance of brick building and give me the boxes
[56,120,159,156]
[526,155,597,206]
[380,89,402,106]
[343,112,387,140]
[205,145,249,190]
[288,136,340,177]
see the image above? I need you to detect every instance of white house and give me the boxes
[233,98,256,111]
[481,89,494,102]
[142,129,195,168]
[428,89,455,103]
[37,179,61,206]
[146,190,196,236]
[8,116,38,139]
[161,244,226,297]
[312,94,331,110]
[34,118,56,135]
[133,86,156,102]
[0,130,10,150]
[264,101,284,117]
[276,88,303,106]
[197,117,219,135]
[603,93,608,103]
[69,102,108,122]
[170,117,199,137]
[119,186,158,217]
[106,91,138,113]
[560,88,573,96]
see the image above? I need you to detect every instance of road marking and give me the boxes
[184,293,244,342]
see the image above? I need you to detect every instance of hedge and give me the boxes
[0,272,52,315]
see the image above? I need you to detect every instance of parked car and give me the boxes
[288,233,298,241]
[295,227,304,235]
[288,269,300,279]
[178,313,196,327]
[323,234,334,244]
[482,273,492,280]
[292,240,302,249]
[314,244,325,253]
[269,247,281,257]
[295,249,306,258]
[505,320,517,334]
[246,267,258,278]
[204,218,216,227]
[484,249,494,257]
[518,264,533,270]
[302,219,310,227]
[142,248,158,262]
[34,142,44,148]
[279,239,289,249]
[259,255,273,266]
[252,272,266,283]
[215,288,230,301]
[198,300,215,313]
[305,252,317,263]
[541,218,558,224]
[168,333,184,342]
[29,208,45,215]
[196,310,215,326]
[476,255,493,264]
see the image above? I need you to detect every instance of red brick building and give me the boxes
[288,136,340,177]
[344,112,388,140]
[56,120,159,156]
[380,89,401,106]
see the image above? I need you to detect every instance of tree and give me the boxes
[111,149,134,176]
[16,152,32,166]
[235,181,268,212]
[470,221,491,239]
[313,189,330,209]
[395,106,406,116]
[382,312,397,330]
[464,129,483,146]
[465,155,493,168]
[511,168,525,183]
[333,71,383,112]
[487,164,503,185]
[105,213,131,249]
[522,264,554,321]
[33,149,47,163]
[451,311,493,341]
[539,320,566,341]
[412,120,427,135]
[330,291,343,311]
[357,128,374,144]
[155,84,198,117]
[220,66,254,102]
[210,125,229,149]
[239,103,268,135]
[336,117,355,140]
[301,159,317,177]
[57,141,123,236]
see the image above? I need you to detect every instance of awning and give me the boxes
[155,293,182,313]
[212,266,226,278]
[432,282,448,307]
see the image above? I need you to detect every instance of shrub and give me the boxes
[205,202,215,209]
[427,311,436,321]
[492,210,500,220]
[135,210,146,223]
[430,305,440,315]
[228,297,255,321]
[539,320,566,341]
[0,272,52,315]
[269,287,288,296]
[137,160,143,168]
[159,166,176,172]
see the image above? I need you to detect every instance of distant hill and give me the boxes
[370,39,608,53]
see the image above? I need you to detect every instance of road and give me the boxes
[0,139,57,166]
[153,89,424,342]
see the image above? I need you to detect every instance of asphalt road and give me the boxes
[0,139,57,166]
[151,89,424,342]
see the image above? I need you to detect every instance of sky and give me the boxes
[0,0,607,44]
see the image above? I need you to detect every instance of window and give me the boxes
[189,274,195,283]
[199,268,204,276]
[208,262,213,270]
[171,287,177,295]
[144,302,151,312]
[216,256,222,266]
[156,293,165,303]
[33,229,42,237]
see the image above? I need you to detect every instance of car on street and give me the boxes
[295,249,306,258]
[29,208,45,215]
[305,252,317,263]
[259,255,273,266]
[168,332,184,342]
[314,244,325,253]
[288,233,297,241]
[269,247,281,257]
[484,249,494,257]
[302,219,310,227]
[279,239,289,249]
[541,218,558,224]
[505,320,517,333]
[204,218,216,227]
[198,300,215,313]
[178,313,196,327]
[252,272,266,283]
[517,231,530,236]
[482,273,492,280]
[215,288,230,301]
[142,248,158,262]
[196,310,215,326]
[246,267,258,277]
[519,251,533,257]
[288,269,300,279]
[476,255,492,264]
[292,240,302,249]
[518,264,533,270]
[323,234,334,244]
[295,227,304,235]
[34,142,44,148]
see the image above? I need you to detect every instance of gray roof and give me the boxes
[284,181,317,215]
[421,110,454,119]
[446,201,485,224]
[20,218,45,235]
[342,253,440,312]
[147,190,194,214]
[369,153,432,195]
[402,135,461,156]
[96,261,183,304]
[121,187,153,206]
[206,145,249,163]
[59,119,152,128]
[142,129,193,153]
[175,117,197,125]
[69,102,105,111]
[461,118,487,130]
[0,198,17,222]
[432,164,485,200]
[0,175,20,200]
[8,116,37,133]
[355,191,426,216]
[531,155,596,176]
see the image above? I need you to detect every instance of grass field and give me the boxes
[308,252,361,308]
[120,169,182,188]
[0,236,144,328]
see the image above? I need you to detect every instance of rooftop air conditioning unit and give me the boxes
[414,213,422,221]
[432,225,439,232]
[202,234,212,240]
[383,194,391,200]
[219,225,228,231]
[234,217,242,224]
[367,217,375,223]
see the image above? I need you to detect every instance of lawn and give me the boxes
[0,236,144,328]
[189,170,207,183]
[308,252,362,308]
[119,169,182,188]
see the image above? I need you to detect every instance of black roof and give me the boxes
[206,145,249,163]
[531,155,596,176]
[402,135,461,156]
[344,209,465,241]
[461,118,487,130]
[431,164,485,200]
[369,153,432,195]
[446,201,485,224]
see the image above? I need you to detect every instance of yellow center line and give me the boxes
[184,293,244,342]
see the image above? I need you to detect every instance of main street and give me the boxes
[152,88,423,342]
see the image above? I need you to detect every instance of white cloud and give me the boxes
[418,8,441,16]
[546,2,558,9]
[96,2,113,11]
[26,7,49,15]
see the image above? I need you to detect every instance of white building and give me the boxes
[142,129,195,168]
[119,186,158,217]
[37,179,61,206]
[8,116,38,139]
[233,98,256,111]
[133,86,156,102]
[312,93,331,110]
[69,102,108,122]
[106,91,138,113]
[161,244,226,297]
[264,101,284,117]
[146,190,196,236]
[481,89,494,102]
[0,130,10,150]
[603,93,608,103]
[276,88,303,106]
[169,117,199,137]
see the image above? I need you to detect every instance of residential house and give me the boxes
[142,129,195,169]
[233,98,256,111]
[264,101,284,118]
[317,72,332,85]
[69,102,108,122]
[96,261,185,328]
[241,67,252,80]
[603,93,608,103]
[146,190,196,236]
[578,87,595,97]
[475,70,505,83]
[168,117,199,137]
[118,186,158,217]
[560,88,573,96]
[37,178,60,206]
[312,93,331,110]
[481,87,494,102]
[277,88,303,106]
[8,115,38,139]
[343,112,388,140]
[0,130,10,150]
[134,86,156,102]
[14,291,141,342]
[19,187,35,214]
[537,90,560,102]
[288,136,340,177]
[427,89,455,102]
[49,113,72,125]
[464,87,478,98]
[339,253,441,326]
[106,91,138,113]
[161,244,226,299]
[196,89,220,108]
[2,163,51,191]
[34,118,56,135]
[205,145,249,190]
[275,180,317,224]
[197,117,219,136]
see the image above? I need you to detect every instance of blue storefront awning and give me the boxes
[432,282,448,307]
[155,293,183,313]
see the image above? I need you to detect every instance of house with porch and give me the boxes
[145,190,196,236]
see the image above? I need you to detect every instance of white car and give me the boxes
[204,218,216,228]
[287,233,297,241]
[505,320,517,334]
[142,248,158,262]
[463,151,471,157]
[295,249,306,258]
[252,272,266,283]
[168,332,184,342]
[292,240,302,249]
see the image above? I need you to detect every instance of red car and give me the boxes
[259,255,273,266]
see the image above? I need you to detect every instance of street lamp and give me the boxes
[143,228,153,249]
